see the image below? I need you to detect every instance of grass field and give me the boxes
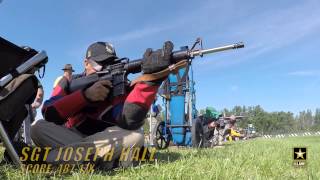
[0,136,319,179]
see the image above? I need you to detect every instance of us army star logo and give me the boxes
[293,147,307,160]
[295,149,305,159]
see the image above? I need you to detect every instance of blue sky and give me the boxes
[1,0,320,116]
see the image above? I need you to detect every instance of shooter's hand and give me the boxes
[142,41,173,74]
[208,121,216,129]
[84,80,112,101]
[31,102,41,109]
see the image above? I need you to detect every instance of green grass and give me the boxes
[0,136,319,179]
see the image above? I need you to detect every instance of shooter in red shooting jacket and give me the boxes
[30,41,173,168]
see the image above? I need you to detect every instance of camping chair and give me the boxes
[0,36,47,167]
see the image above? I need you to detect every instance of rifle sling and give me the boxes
[130,60,188,86]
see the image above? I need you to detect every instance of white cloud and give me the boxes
[287,70,320,77]
[68,0,320,69]
[103,25,175,43]
[194,0,320,68]
[66,24,178,62]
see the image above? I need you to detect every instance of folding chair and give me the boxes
[0,36,47,168]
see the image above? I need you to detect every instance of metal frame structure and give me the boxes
[0,50,47,168]
[153,39,244,149]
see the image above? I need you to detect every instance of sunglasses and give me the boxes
[87,59,103,72]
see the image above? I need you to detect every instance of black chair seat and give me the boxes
[0,37,37,79]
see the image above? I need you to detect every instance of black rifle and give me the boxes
[69,38,244,96]
[214,115,245,127]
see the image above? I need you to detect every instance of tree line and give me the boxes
[218,105,320,134]
[145,105,320,135]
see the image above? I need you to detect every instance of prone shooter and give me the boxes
[216,115,244,142]
[193,107,245,147]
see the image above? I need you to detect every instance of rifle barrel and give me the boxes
[126,42,245,73]
[191,42,244,57]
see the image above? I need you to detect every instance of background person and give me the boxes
[53,64,75,88]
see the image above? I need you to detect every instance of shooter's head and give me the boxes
[62,64,74,78]
[229,115,236,121]
[84,42,118,75]
[229,115,237,124]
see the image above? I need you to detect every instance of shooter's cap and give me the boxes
[203,107,221,120]
[86,42,117,63]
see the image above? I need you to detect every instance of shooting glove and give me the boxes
[142,41,173,74]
